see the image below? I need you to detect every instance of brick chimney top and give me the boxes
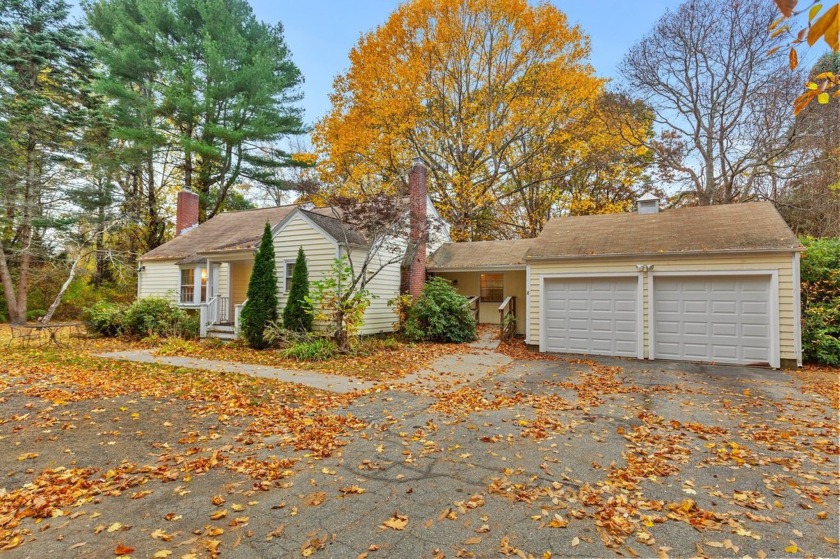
[176,190,200,235]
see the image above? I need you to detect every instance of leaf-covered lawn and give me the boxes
[0,331,837,558]
[153,336,468,381]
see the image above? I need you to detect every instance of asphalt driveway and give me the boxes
[1,349,837,558]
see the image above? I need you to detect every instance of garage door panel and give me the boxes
[712,323,737,337]
[544,277,639,358]
[742,324,769,338]
[712,301,737,314]
[653,275,771,366]
[683,322,709,335]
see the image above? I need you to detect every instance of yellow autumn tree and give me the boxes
[314,0,606,241]
[497,92,654,237]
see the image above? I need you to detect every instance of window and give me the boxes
[480,273,504,303]
[284,261,295,292]
[180,268,195,303]
[200,266,208,302]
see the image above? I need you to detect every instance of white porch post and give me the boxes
[199,305,208,337]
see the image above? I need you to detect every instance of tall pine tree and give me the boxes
[240,223,278,349]
[0,0,92,323]
[86,0,307,224]
[282,246,312,332]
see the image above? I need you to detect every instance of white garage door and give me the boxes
[543,277,639,357]
[653,275,772,365]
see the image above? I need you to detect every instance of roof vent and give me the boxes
[637,192,660,215]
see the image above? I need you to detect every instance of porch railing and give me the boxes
[498,296,516,342]
[467,296,480,323]
[217,297,230,324]
[234,300,247,334]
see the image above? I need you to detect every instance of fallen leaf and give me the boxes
[383,512,408,530]
[114,543,135,556]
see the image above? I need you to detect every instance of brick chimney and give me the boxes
[176,190,200,235]
[408,158,428,298]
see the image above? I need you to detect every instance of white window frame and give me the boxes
[283,259,296,293]
[179,264,206,305]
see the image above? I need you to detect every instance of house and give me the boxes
[138,160,801,370]
[137,161,446,339]
[429,198,802,369]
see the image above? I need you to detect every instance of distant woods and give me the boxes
[0,0,837,323]
[0,0,306,322]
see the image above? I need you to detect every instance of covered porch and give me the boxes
[431,269,527,337]
[427,238,535,339]
[177,251,253,338]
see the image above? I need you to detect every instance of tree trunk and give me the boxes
[42,253,83,323]
[13,141,36,323]
[0,244,20,324]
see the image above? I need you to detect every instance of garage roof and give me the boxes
[428,239,536,270]
[528,201,800,259]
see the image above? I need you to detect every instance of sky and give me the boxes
[248,0,684,127]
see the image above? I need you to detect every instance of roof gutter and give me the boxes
[428,265,526,272]
[525,247,802,261]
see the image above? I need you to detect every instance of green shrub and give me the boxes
[26,309,46,322]
[800,237,840,365]
[280,337,339,361]
[104,297,200,340]
[84,301,127,337]
[282,246,313,332]
[240,223,279,349]
[404,278,477,343]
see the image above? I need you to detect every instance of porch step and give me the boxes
[207,323,236,341]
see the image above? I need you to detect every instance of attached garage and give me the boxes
[523,201,802,369]
[651,274,776,366]
[542,276,641,358]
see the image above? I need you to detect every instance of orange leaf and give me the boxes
[807,4,839,49]
[114,544,135,556]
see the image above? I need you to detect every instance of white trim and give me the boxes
[526,248,801,262]
[283,259,296,292]
[648,270,780,369]
[538,272,643,359]
[525,264,531,345]
[647,272,654,360]
[272,208,340,250]
[637,273,645,359]
[428,265,526,272]
[793,252,802,367]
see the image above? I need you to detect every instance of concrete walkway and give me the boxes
[96,330,510,395]
[96,349,378,394]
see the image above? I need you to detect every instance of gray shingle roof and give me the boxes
[427,202,799,269]
[527,202,800,259]
[428,239,536,270]
[140,205,298,261]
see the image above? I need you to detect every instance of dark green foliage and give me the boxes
[84,301,126,336]
[404,278,477,343]
[0,0,94,323]
[122,297,197,339]
[240,223,278,349]
[280,337,339,361]
[85,297,197,338]
[282,246,312,332]
[26,309,46,322]
[85,0,306,222]
[800,237,840,365]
